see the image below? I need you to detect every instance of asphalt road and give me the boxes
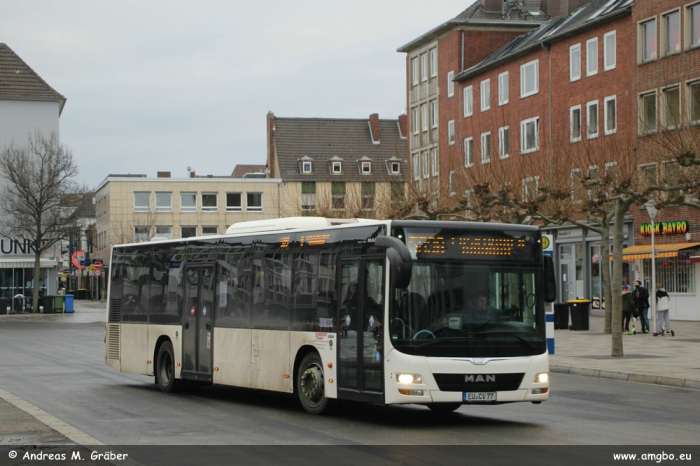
[0,321,698,450]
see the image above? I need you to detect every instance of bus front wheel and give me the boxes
[297,353,329,414]
[156,341,179,393]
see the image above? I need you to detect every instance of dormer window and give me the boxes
[302,161,312,173]
[332,162,342,174]
[299,156,313,174]
[361,161,371,174]
[386,157,401,175]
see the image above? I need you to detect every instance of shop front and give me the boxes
[0,238,59,312]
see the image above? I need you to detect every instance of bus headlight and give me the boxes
[534,373,549,384]
[397,373,423,384]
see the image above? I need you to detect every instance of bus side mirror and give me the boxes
[376,236,412,290]
[544,255,556,303]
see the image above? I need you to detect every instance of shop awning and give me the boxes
[621,242,700,260]
[0,260,57,269]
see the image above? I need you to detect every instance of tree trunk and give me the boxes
[600,224,612,334]
[610,201,631,357]
[32,244,41,313]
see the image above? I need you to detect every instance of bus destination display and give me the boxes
[404,228,537,261]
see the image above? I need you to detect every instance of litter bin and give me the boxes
[0,298,8,315]
[567,299,591,331]
[43,295,55,313]
[54,295,65,313]
[554,303,569,330]
[64,294,74,313]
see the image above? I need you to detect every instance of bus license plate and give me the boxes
[464,392,496,402]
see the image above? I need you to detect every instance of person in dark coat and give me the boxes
[632,279,650,333]
[621,285,636,334]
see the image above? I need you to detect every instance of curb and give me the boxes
[550,364,700,390]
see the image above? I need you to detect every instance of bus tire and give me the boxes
[297,352,329,415]
[427,403,461,413]
[156,341,179,393]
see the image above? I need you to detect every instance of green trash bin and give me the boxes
[53,295,64,313]
[567,299,591,330]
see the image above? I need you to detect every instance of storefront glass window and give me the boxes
[643,253,696,293]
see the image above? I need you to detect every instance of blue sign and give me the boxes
[544,251,553,257]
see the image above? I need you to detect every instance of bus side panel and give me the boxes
[120,323,149,375]
[252,330,291,392]
[213,328,252,388]
[289,331,337,399]
[105,324,120,372]
[148,324,183,379]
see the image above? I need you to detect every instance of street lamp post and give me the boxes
[645,200,658,334]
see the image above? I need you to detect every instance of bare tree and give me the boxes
[0,131,88,312]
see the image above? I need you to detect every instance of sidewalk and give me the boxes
[550,313,700,390]
[0,300,106,324]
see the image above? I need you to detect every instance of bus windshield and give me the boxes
[389,261,546,358]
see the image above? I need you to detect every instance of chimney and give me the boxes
[369,113,380,144]
[157,171,171,178]
[480,0,503,13]
[398,114,408,139]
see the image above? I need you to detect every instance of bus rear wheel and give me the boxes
[427,403,462,413]
[156,341,179,393]
[297,353,330,414]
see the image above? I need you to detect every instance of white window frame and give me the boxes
[431,100,438,128]
[180,226,197,239]
[430,48,438,77]
[155,192,172,212]
[570,43,581,81]
[448,120,455,145]
[302,161,312,174]
[155,225,173,239]
[449,170,456,196]
[639,17,657,62]
[498,126,510,159]
[639,90,658,134]
[421,53,428,82]
[431,149,439,177]
[422,152,429,179]
[520,117,539,154]
[498,72,509,106]
[421,104,428,132]
[332,161,342,174]
[604,30,616,71]
[661,9,681,57]
[361,161,372,175]
[586,38,598,76]
[480,79,490,111]
[464,137,474,168]
[226,192,242,212]
[390,161,401,175]
[520,59,539,98]
[522,176,540,200]
[180,192,197,212]
[570,168,582,202]
[662,84,681,130]
[481,131,491,164]
[570,105,582,142]
[688,79,700,125]
[201,193,218,212]
[587,100,599,139]
[686,3,700,50]
[134,192,151,212]
[202,226,218,236]
[412,154,420,181]
[412,107,419,135]
[412,57,419,86]
[134,226,150,242]
[464,86,473,117]
[447,70,455,98]
[246,192,263,212]
[604,95,617,135]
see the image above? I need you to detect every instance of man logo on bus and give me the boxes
[465,375,496,383]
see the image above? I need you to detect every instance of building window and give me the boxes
[641,163,658,187]
[362,182,375,211]
[421,53,428,82]
[688,3,700,49]
[464,86,473,117]
[422,152,429,179]
[604,30,616,70]
[481,132,491,164]
[604,95,617,135]
[331,182,345,211]
[411,58,418,86]
[447,71,455,98]
[571,105,582,142]
[156,225,173,239]
[522,176,540,201]
[587,100,599,138]
[640,18,657,61]
[155,192,172,212]
[430,48,437,77]
[412,107,419,135]
[464,137,474,167]
[448,120,455,145]
[332,161,342,174]
[431,149,439,176]
[640,91,657,134]
[361,161,372,175]
[586,38,598,76]
[431,100,438,128]
[689,80,700,124]
[642,254,696,294]
[134,226,150,242]
[449,170,456,196]
[226,192,242,212]
[498,72,509,106]
[570,168,583,202]
[480,79,490,111]
[570,43,581,81]
[412,154,420,181]
[390,161,400,175]
[421,104,428,132]
[201,193,218,212]
[663,85,680,130]
[246,192,262,212]
[302,160,312,174]
[301,181,316,212]
[498,126,510,159]
[520,117,539,153]
[520,60,539,98]
[181,226,197,238]
[134,192,150,212]
[180,192,196,212]
[587,165,600,199]
[662,10,680,56]
[202,226,218,236]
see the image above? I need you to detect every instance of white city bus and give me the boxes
[105,217,556,414]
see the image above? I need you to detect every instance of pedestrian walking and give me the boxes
[622,284,636,334]
[633,279,650,334]
[654,283,674,337]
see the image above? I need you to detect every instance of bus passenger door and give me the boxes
[182,264,215,382]
[337,257,385,403]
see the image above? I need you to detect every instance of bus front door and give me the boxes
[181,264,215,382]
[337,257,385,403]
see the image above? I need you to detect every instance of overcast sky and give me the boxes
[2,1,470,187]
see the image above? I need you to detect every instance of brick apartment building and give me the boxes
[399,0,700,320]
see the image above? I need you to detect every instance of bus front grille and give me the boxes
[433,373,525,392]
[107,325,120,361]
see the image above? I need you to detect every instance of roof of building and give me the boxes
[231,164,267,178]
[271,116,408,183]
[397,1,547,53]
[0,43,66,114]
[454,0,633,81]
